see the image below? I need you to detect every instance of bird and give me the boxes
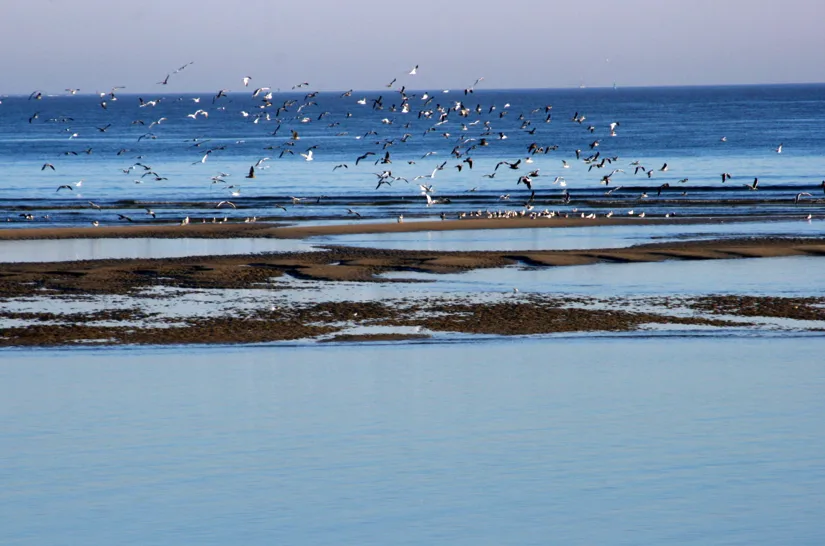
[775,143,783,153]
[245,166,256,179]
[300,149,314,161]
[117,214,134,222]
[794,192,812,204]
[744,178,759,190]
[333,164,348,171]
[409,65,418,75]
[56,184,73,192]
[41,163,55,171]
[88,201,101,210]
[721,173,733,183]
[659,163,668,172]
[517,176,533,190]
[347,208,362,218]
[355,152,375,165]
[216,201,236,208]
[242,76,252,86]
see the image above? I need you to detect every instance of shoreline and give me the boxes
[0,215,812,241]
[2,233,824,347]
[1,236,824,291]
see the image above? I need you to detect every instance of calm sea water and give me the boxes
[1,337,824,545]
[1,85,824,227]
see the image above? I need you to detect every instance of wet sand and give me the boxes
[2,236,825,296]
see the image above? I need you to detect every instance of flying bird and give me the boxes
[794,192,812,204]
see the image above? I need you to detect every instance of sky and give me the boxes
[1,0,824,95]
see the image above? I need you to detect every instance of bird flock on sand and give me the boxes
[8,63,825,226]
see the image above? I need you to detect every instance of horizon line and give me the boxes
[3,81,825,99]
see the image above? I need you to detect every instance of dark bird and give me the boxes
[333,164,348,171]
[794,192,812,204]
[56,185,73,192]
[118,214,134,222]
[41,163,56,171]
[721,173,732,183]
[517,175,533,190]
[245,166,256,179]
[213,89,228,103]
[657,183,670,197]
[355,152,375,165]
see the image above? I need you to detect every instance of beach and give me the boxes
[2,219,824,346]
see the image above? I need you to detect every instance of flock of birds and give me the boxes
[5,63,825,226]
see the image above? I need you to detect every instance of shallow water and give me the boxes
[1,337,824,545]
[0,237,316,263]
[381,255,825,297]
[317,219,824,252]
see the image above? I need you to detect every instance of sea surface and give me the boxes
[1,85,824,229]
[2,338,824,545]
[3,84,825,545]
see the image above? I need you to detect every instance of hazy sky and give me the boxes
[2,0,823,95]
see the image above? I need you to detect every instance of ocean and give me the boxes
[1,84,824,227]
[2,338,825,545]
[3,84,825,544]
